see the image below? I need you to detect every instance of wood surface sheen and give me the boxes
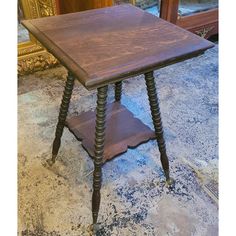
[22,4,214,90]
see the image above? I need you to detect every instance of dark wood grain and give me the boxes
[22,4,214,90]
[145,71,171,184]
[160,0,179,24]
[177,8,218,39]
[114,81,122,102]
[92,85,108,224]
[65,102,156,161]
[51,71,75,164]
[177,8,218,29]
[159,0,218,39]
[57,0,113,14]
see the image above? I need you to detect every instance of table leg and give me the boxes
[49,72,75,165]
[115,81,122,102]
[92,85,108,224]
[145,71,174,186]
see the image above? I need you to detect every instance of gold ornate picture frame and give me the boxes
[18,0,58,75]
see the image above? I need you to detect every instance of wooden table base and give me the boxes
[65,102,156,161]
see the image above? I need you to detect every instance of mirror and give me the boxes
[18,24,30,43]
[18,0,58,75]
[136,0,161,17]
[18,1,29,43]
[179,0,218,16]
[114,0,161,17]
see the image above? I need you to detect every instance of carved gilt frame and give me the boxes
[18,0,58,75]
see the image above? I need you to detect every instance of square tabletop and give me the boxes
[22,4,214,90]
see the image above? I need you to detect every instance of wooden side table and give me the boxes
[22,4,214,225]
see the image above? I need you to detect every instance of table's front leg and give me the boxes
[145,71,174,187]
[92,85,108,224]
[49,71,75,165]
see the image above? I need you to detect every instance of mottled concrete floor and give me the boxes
[18,45,218,236]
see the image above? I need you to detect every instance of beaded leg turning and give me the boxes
[145,71,173,186]
[50,72,75,165]
[92,86,108,224]
[114,81,122,102]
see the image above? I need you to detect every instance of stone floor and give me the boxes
[18,45,218,236]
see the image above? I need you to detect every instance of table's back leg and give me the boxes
[49,71,75,165]
[92,85,108,225]
[144,71,174,187]
[114,81,122,102]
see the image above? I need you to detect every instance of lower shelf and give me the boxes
[66,102,156,161]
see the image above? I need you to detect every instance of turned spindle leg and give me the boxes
[114,81,122,102]
[145,71,174,186]
[92,85,108,224]
[49,71,75,165]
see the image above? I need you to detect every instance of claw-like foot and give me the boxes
[166,177,175,189]
[92,223,100,235]
[46,156,56,167]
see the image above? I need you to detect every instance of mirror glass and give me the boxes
[179,0,218,16]
[18,0,30,43]
[143,0,161,17]
[114,0,161,17]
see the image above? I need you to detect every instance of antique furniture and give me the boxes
[160,0,218,39]
[57,0,113,14]
[22,4,214,225]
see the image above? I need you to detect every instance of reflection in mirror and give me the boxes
[179,0,218,16]
[18,24,30,43]
[18,0,30,43]
[144,0,161,17]
[114,0,161,17]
